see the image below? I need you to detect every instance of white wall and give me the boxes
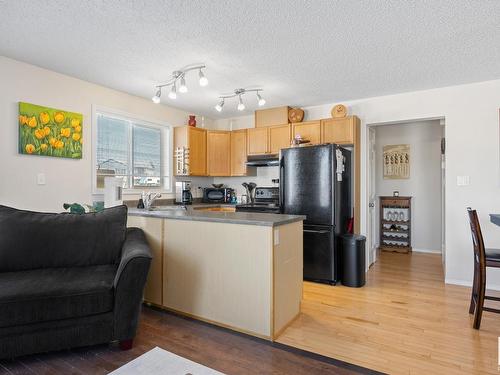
[216,78,500,289]
[214,115,254,130]
[374,121,443,252]
[0,56,215,211]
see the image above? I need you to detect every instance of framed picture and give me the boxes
[19,102,83,159]
[383,144,410,179]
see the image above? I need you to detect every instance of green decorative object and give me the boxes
[63,203,86,214]
[19,102,83,159]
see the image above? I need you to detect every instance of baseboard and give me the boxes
[445,278,500,291]
[412,248,441,254]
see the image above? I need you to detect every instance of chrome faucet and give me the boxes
[142,191,162,210]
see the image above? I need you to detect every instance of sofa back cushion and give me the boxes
[0,205,127,271]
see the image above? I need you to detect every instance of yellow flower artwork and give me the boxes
[19,102,83,159]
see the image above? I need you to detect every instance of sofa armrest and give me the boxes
[113,227,152,341]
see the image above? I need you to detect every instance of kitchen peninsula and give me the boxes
[128,206,304,340]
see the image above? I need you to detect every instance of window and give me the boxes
[94,109,171,192]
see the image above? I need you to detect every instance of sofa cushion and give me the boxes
[0,205,127,271]
[0,265,116,327]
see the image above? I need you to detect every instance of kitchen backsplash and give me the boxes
[213,166,279,197]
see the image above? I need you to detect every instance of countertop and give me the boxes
[128,204,305,227]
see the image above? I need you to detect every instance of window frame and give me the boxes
[92,105,173,195]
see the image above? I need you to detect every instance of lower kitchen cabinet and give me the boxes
[292,121,321,145]
[127,215,303,340]
[207,130,231,176]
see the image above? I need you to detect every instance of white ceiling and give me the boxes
[1,1,500,119]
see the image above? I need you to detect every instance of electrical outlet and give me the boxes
[37,173,46,185]
[457,175,470,186]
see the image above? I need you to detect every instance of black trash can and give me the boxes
[340,234,366,287]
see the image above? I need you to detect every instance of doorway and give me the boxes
[366,118,445,268]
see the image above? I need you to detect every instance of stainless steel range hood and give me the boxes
[246,154,279,167]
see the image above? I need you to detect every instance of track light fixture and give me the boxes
[152,88,161,104]
[178,75,188,93]
[198,69,208,87]
[168,83,177,99]
[215,98,225,112]
[214,88,265,112]
[237,95,245,111]
[257,92,266,106]
[152,64,207,103]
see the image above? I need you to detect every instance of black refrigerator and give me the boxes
[279,144,351,285]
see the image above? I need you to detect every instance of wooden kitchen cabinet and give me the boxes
[207,130,231,176]
[248,124,290,155]
[230,129,248,176]
[292,121,321,145]
[174,126,207,176]
[255,106,290,128]
[269,124,291,154]
[321,116,359,145]
[247,127,269,155]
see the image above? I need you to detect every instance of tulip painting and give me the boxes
[19,102,83,159]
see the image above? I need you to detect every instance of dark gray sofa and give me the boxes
[0,205,152,358]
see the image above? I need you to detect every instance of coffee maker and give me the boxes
[175,181,193,205]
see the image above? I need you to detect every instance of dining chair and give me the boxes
[467,208,500,329]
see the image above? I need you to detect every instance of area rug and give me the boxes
[109,347,225,374]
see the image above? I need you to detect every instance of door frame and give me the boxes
[362,117,446,273]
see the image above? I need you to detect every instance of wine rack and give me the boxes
[379,196,412,253]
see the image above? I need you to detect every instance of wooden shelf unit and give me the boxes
[379,196,412,253]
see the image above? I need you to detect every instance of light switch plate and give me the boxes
[274,228,280,245]
[37,173,46,185]
[457,175,470,186]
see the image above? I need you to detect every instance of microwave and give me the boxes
[202,188,233,203]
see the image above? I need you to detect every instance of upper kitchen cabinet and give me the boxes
[248,125,291,155]
[255,106,290,128]
[174,126,207,176]
[269,124,291,154]
[292,121,321,145]
[247,127,269,155]
[321,116,360,145]
[230,129,248,176]
[207,130,231,176]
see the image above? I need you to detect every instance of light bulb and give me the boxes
[199,69,208,86]
[257,92,266,106]
[215,99,224,112]
[237,95,245,111]
[168,84,177,99]
[179,76,188,93]
[152,88,161,104]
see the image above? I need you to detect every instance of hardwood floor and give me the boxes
[0,307,377,375]
[277,251,500,374]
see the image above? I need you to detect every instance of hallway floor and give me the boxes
[277,251,500,374]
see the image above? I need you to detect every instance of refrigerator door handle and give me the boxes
[303,229,330,234]
[279,157,284,212]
